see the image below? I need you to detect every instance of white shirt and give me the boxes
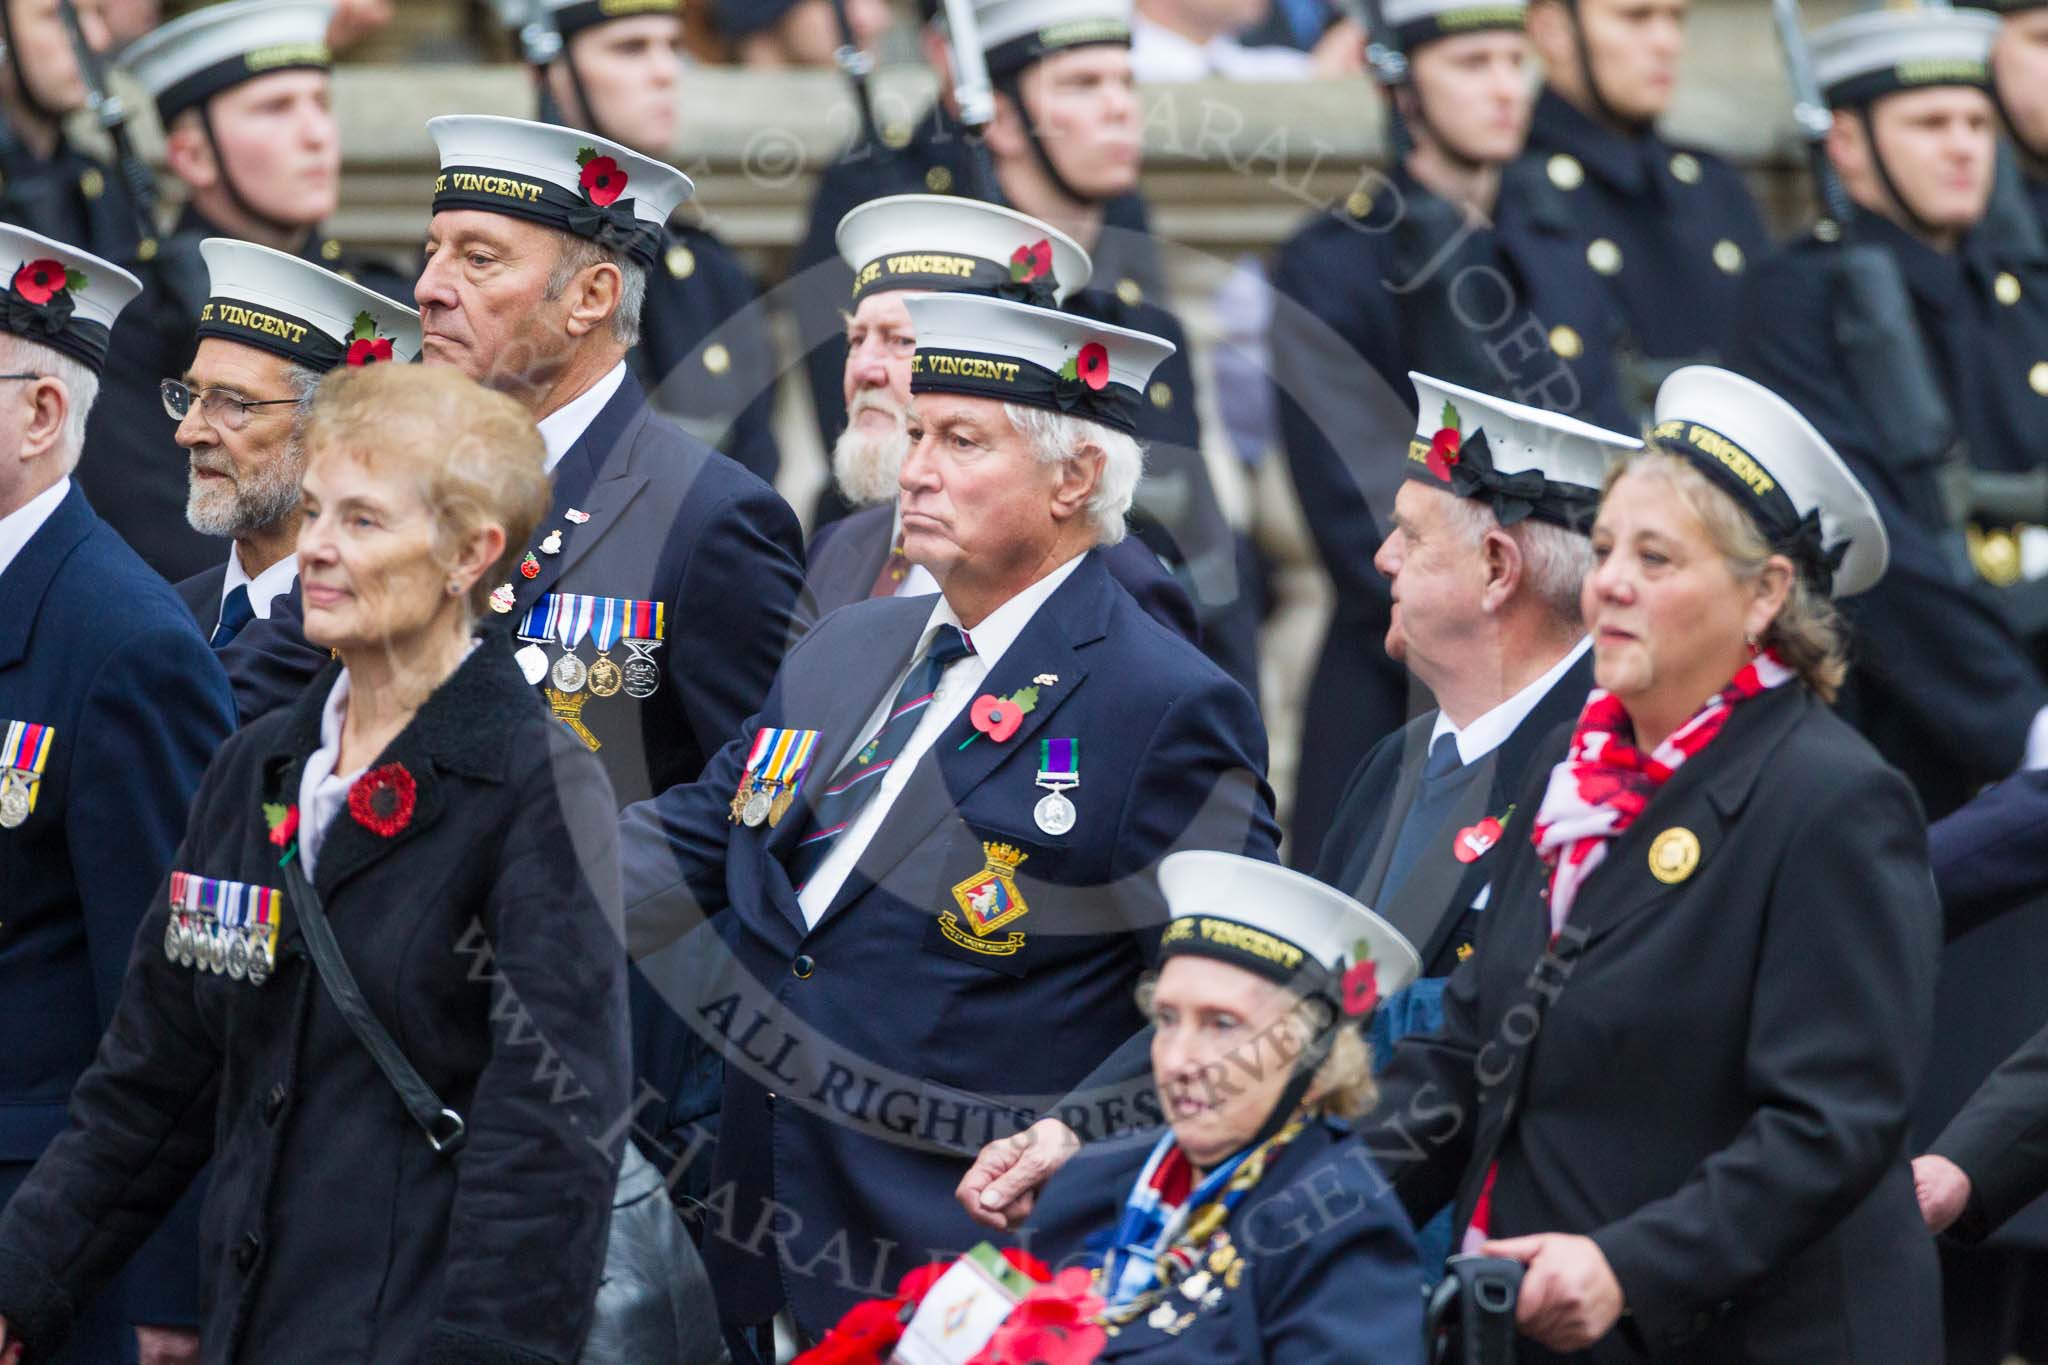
[887,504,940,598]
[0,478,70,581]
[536,361,629,476]
[296,669,364,880]
[219,546,300,624]
[1129,13,1314,82]
[1429,636,1592,768]
[796,554,1086,925]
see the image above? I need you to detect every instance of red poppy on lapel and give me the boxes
[349,763,417,837]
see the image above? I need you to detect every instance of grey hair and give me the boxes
[1442,494,1592,630]
[0,335,99,473]
[999,403,1144,546]
[544,233,647,348]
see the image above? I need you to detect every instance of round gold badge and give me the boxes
[1587,239,1623,276]
[1815,219,1841,244]
[925,165,953,193]
[1548,325,1584,360]
[137,237,158,263]
[703,343,732,375]
[1117,277,1144,307]
[321,238,343,262]
[1345,189,1374,220]
[1648,828,1701,884]
[1149,381,1172,410]
[79,167,104,200]
[882,123,912,149]
[1547,153,1584,191]
[2032,361,2048,397]
[1713,239,1745,275]
[1669,152,1702,185]
[666,243,696,280]
[1997,272,2023,307]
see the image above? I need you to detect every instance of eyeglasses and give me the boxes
[161,379,300,432]
[0,373,46,382]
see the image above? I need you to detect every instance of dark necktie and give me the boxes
[868,530,910,600]
[786,623,975,892]
[211,584,254,649]
[1378,732,1467,903]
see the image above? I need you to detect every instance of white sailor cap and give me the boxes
[426,115,694,272]
[120,0,335,123]
[0,224,142,374]
[903,293,1173,435]
[1812,4,2000,107]
[1380,0,1526,52]
[197,240,421,373]
[1405,373,1641,532]
[966,0,1134,79]
[1158,851,1422,1016]
[1651,366,1888,598]
[838,195,1092,308]
[493,0,680,42]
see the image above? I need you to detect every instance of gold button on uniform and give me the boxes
[1815,219,1841,244]
[1648,828,1700,884]
[1116,277,1143,307]
[1149,381,1172,409]
[137,237,158,263]
[702,343,731,375]
[1548,325,1583,359]
[666,243,696,280]
[320,238,342,262]
[1587,238,1622,276]
[1997,272,2022,307]
[1713,239,1745,275]
[1547,153,1584,191]
[1669,152,1702,185]
[2032,361,2048,397]
[79,167,104,199]
[882,123,912,149]
[925,165,953,193]
[1345,189,1374,219]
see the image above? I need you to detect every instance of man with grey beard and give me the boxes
[171,239,423,721]
[804,193,1198,643]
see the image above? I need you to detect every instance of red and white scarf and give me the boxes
[1462,649,1793,1253]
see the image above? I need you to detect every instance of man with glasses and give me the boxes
[168,239,422,721]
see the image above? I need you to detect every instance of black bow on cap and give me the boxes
[2,286,74,342]
[565,196,656,261]
[1783,505,1850,597]
[1446,428,1552,527]
[992,275,1057,308]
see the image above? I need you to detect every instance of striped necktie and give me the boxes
[787,623,974,891]
[868,529,911,599]
[211,583,254,649]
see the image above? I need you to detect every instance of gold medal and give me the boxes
[769,786,795,827]
[588,655,623,697]
[1648,827,1701,884]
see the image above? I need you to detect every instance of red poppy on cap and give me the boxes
[579,155,626,206]
[1010,239,1053,284]
[347,337,395,366]
[1342,958,1380,1017]
[1075,342,1110,392]
[12,259,68,306]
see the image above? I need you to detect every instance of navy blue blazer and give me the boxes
[1929,771,2048,940]
[0,482,233,1331]
[617,550,1278,1336]
[806,503,1202,648]
[1024,1119,1424,1364]
[174,564,330,725]
[492,369,809,809]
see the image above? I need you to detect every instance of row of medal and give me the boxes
[729,726,821,827]
[165,871,283,986]
[514,593,667,699]
[0,719,53,830]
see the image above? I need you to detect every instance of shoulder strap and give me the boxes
[281,854,467,1155]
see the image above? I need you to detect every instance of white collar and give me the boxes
[917,552,1086,674]
[221,545,301,622]
[0,477,70,583]
[536,361,629,477]
[1431,635,1591,766]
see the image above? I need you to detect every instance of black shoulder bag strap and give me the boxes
[281,855,468,1156]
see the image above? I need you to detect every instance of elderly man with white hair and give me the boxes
[618,292,1278,1353]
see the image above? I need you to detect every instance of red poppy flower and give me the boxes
[897,1261,949,1305]
[793,1296,908,1365]
[967,1270,1107,1365]
[1425,427,1462,480]
[1074,342,1110,392]
[1001,1247,1054,1284]
[346,336,394,367]
[1455,816,1503,864]
[348,763,417,838]
[12,259,67,306]
[580,156,626,206]
[970,695,1026,743]
[268,805,300,848]
[1010,239,1053,283]
[1342,958,1379,1017]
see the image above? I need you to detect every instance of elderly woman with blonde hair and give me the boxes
[0,364,629,1365]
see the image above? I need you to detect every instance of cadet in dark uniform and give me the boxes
[618,292,1277,1349]
[792,0,1261,696]
[0,0,151,265]
[0,224,230,1365]
[1725,5,2048,818]
[78,0,412,584]
[500,0,782,484]
[1271,0,1631,868]
[1523,0,1770,413]
[170,239,422,723]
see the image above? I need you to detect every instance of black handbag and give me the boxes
[281,855,729,1365]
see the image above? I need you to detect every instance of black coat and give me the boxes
[0,640,629,1365]
[75,206,413,583]
[174,563,330,724]
[1360,685,1942,1362]
[0,133,149,266]
[1931,1005,2048,1244]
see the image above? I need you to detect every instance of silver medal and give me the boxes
[164,919,180,963]
[227,935,249,981]
[551,651,588,693]
[514,643,550,686]
[247,945,271,986]
[622,655,661,699]
[1034,790,1077,836]
[742,789,772,827]
[0,778,28,829]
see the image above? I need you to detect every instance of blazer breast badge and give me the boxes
[942,842,1031,956]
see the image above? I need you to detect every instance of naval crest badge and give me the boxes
[942,842,1031,956]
